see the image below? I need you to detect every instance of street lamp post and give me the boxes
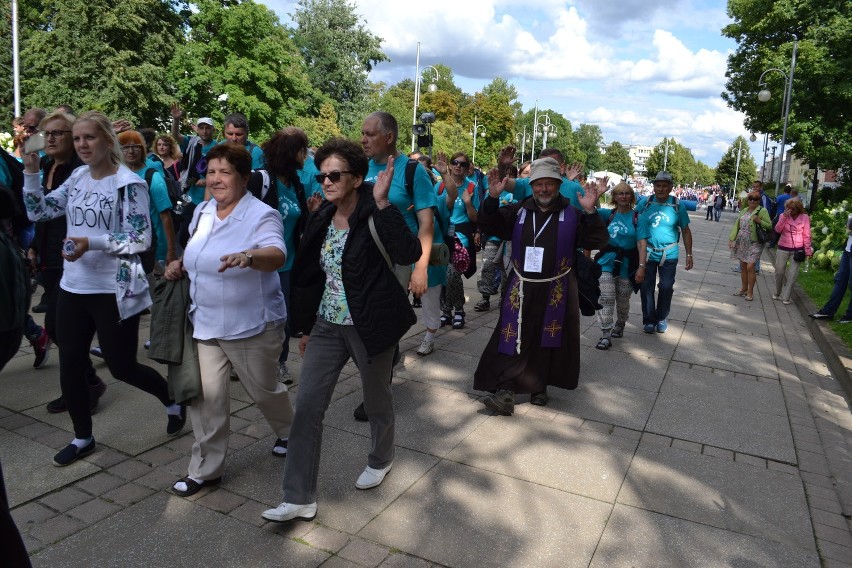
[411,42,439,153]
[470,115,486,166]
[769,145,777,182]
[757,39,798,194]
[533,114,556,159]
[732,139,743,199]
[663,138,674,171]
[515,125,528,164]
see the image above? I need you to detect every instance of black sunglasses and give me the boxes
[314,170,354,184]
[747,197,759,201]
[451,159,470,168]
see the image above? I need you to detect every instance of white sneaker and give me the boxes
[261,501,317,523]
[416,339,434,356]
[355,463,392,490]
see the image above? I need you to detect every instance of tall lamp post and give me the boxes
[662,138,674,171]
[411,42,439,153]
[515,125,528,164]
[533,114,556,159]
[470,115,486,166]
[12,0,21,116]
[732,138,743,199]
[757,38,798,194]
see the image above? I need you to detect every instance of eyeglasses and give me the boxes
[747,197,759,202]
[23,124,39,133]
[450,159,470,168]
[44,130,72,139]
[314,170,354,184]
[121,145,143,152]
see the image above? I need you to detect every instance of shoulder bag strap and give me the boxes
[368,214,393,269]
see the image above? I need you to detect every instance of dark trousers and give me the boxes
[0,461,31,568]
[640,259,678,325]
[56,290,172,439]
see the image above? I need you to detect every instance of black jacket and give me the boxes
[291,184,422,357]
[32,154,84,270]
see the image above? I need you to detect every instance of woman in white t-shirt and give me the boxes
[23,111,185,467]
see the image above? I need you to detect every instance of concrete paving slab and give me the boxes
[447,414,637,502]
[0,430,99,507]
[589,505,820,568]
[395,350,481,394]
[686,300,770,336]
[359,460,611,568]
[224,427,440,534]
[618,444,815,549]
[546,380,657,431]
[28,492,330,567]
[575,346,668,393]
[674,325,777,377]
[645,366,796,463]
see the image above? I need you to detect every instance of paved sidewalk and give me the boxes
[2,208,851,567]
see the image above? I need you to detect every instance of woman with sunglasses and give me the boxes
[592,182,639,349]
[729,190,772,301]
[772,198,812,304]
[262,138,421,523]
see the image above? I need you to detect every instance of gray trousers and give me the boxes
[773,249,802,302]
[283,318,395,505]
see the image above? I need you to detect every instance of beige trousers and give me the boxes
[188,322,293,480]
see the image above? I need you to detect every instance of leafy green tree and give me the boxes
[646,138,701,187]
[167,0,325,142]
[600,141,633,176]
[19,0,184,128]
[294,102,342,147]
[290,0,387,133]
[694,161,717,186]
[715,136,759,193]
[722,0,852,171]
[574,124,604,172]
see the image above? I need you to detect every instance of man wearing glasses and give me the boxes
[635,171,694,334]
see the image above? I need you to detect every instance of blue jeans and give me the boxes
[821,250,852,318]
[714,207,721,221]
[641,259,678,325]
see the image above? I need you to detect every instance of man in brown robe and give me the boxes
[474,157,608,415]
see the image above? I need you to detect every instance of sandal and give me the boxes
[172,476,221,497]
[611,324,624,338]
[732,290,747,296]
[595,337,612,350]
[744,296,753,301]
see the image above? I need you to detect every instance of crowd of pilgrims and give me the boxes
[2,104,697,524]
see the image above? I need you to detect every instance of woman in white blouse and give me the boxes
[165,143,294,497]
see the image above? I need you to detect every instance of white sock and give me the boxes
[72,437,93,449]
[424,331,435,342]
[166,403,182,416]
[173,476,203,492]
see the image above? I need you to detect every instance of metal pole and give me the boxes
[733,139,742,197]
[519,125,526,163]
[471,116,478,165]
[663,139,669,171]
[531,101,539,159]
[774,39,797,194]
[410,42,421,153]
[12,0,21,117]
[760,132,768,182]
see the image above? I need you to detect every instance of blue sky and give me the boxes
[263,0,766,170]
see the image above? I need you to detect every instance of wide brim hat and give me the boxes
[529,157,562,183]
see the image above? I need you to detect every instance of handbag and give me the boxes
[753,207,771,244]
[368,214,411,290]
[793,249,806,263]
[450,236,470,273]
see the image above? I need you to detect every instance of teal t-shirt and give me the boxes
[246,141,264,170]
[596,208,638,277]
[137,166,173,261]
[179,136,219,205]
[276,179,302,272]
[145,156,165,176]
[298,155,323,197]
[447,180,476,248]
[512,176,583,208]
[0,157,11,189]
[366,155,436,236]
[636,196,690,262]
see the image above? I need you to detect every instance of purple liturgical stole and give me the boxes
[498,206,578,356]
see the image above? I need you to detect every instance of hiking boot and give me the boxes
[474,298,490,312]
[483,389,514,415]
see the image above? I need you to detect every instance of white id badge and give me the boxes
[524,246,544,272]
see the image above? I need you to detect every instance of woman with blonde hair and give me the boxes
[773,198,812,304]
[728,189,772,301]
[153,134,182,181]
[592,182,639,348]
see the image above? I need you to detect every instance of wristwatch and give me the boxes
[241,251,253,266]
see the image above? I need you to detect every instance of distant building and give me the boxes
[627,144,654,178]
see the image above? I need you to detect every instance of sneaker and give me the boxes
[272,438,288,457]
[166,406,187,436]
[474,298,490,312]
[277,362,292,383]
[89,346,103,358]
[262,502,317,523]
[771,294,781,300]
[530,391,549,406]
[144,339,150,349]
[643,323,656,334]
[416,339,435,356]
[483,389,515,415]
[809,312,831,320]
[53,438,96,467]
[412,297,422,308]
[46,396,67,414]
[355,463,393,490]
[31,301,48,314]
[440,312,452,327]
[656,320,668,333]
[353,402,368,422]
[32,329,51,369]
[839,316,852,324]
[452,311,465,330]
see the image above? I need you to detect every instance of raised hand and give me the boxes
[578,177,605,212]
[486,167,505,198]
[497,146,516,168]
[373,155,394,208]
[566,162,583,181]
[170,102,183,120]
[434,152,449,177]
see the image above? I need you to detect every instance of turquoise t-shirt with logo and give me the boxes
[276,179,301,272]
[366,155,435,236]
[136,166,173,262]
[596,208,638,277]
[636,196,690,262]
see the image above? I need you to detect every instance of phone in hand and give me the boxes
[24,131,46,154]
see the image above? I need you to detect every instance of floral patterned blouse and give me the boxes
[318,223,353,325]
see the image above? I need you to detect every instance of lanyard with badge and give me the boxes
[524,212,553,273]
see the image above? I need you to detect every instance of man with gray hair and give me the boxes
[223,112,264,169]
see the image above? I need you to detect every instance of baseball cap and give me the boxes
[197,117,214,127]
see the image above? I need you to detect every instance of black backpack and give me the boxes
[0,149,29,238]
[0,186,29,336]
